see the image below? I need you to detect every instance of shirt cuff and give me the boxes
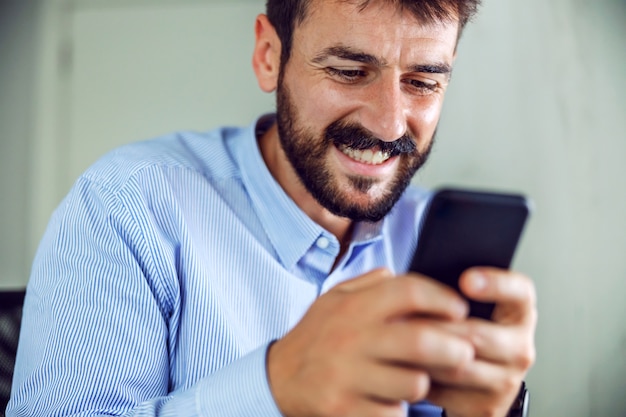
[194,343,283,417]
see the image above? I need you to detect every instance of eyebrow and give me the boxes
[408,63,452,75]
[312,45,387,67]
[312,45,452,76]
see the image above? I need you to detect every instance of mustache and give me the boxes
[325,121,417,157]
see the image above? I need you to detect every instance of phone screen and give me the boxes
[409,188,531,319]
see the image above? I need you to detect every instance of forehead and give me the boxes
[293,0,459,65]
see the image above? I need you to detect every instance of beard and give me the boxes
[275,81,435,223]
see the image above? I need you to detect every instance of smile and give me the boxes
[339,145,391,165]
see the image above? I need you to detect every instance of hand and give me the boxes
[267,268,474,417]
[425,267,537,417]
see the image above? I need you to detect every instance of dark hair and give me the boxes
[266,0,481,68]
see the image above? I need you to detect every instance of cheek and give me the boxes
[410,97,445,142]
[419,95,445,125]
[289,77,358,128]
[310,87,353,126]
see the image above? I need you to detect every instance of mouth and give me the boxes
[338,144,392,165]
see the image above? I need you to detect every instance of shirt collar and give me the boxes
[233,114,386,270]
[352,219,384,244]
[234,115,326,270]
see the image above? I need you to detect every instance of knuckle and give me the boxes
[523,273,537,297]
[407,330,427,356]
[405,373,430,402]
[500,375,520,397]
[479,408,500,417]
[407,326,436,358]
[517,272,537,305]
[445,364,469,384]
[515,344,536,370]
[473,387,517,417]
[509,327,536,370]
[528,305,539,326]
[408,327,472,366]
[318,390,353,417]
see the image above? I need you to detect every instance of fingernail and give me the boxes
[456,300,469,318]
[470,271,487,292]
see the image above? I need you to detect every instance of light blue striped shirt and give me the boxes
[8,115,440,416]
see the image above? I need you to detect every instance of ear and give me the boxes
[252,14,282,93]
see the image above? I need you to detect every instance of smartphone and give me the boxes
[409,187,531,320]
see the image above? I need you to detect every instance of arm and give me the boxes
[7,177,282,417]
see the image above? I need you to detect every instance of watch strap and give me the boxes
[440,381,529,417]
[507,381,529,417]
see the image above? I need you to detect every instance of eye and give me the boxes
[326,67,368,83]
[405,78,440,95]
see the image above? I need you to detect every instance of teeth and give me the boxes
[340,145,391,165]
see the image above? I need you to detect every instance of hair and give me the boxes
[266,0,481,68]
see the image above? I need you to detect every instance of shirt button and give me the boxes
[316,236,330,249]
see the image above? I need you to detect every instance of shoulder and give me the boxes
[80,125,247,196]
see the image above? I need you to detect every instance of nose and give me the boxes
[359,77,409,142]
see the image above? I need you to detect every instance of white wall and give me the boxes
[1,0,625,415]
[0,0,41,289]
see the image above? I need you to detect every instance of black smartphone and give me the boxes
[409,187,531,320]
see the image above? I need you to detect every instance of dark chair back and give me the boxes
[0,290,25,417]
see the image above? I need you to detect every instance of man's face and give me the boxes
[274,1,458,222]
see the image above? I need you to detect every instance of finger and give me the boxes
[428,357,518,392]
[458,268,536,324]
[426,383,517,417]
[427,368,524,417]
[436,319,536,367]
[372,319,474,369]
[352,360,431,404]
[466,319,536,367]
[367,275,469,321]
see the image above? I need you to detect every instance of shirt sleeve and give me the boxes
[408,401,444,417]
[7,176,283,417]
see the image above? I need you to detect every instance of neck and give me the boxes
[258,122,354,246]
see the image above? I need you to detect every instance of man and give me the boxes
[8,0,536,416]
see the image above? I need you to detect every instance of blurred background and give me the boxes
[1,0,624,415]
